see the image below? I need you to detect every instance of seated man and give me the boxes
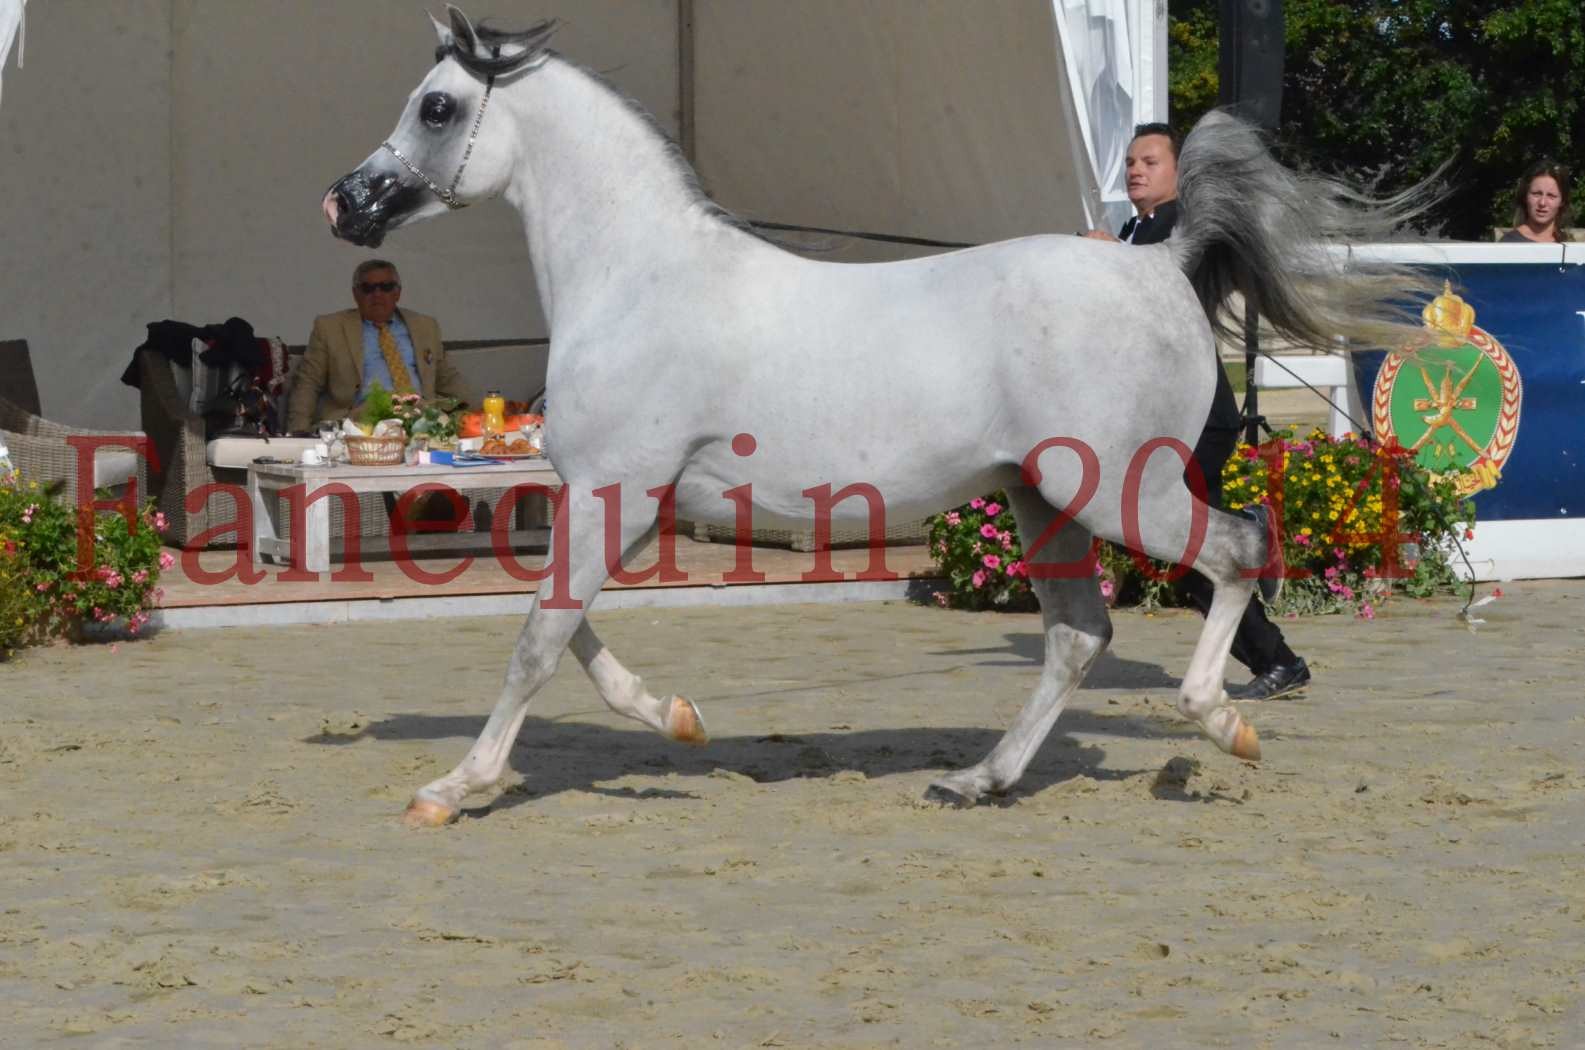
[287,259,469,432]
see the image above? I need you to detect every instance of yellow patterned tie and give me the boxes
[375,322,417,394]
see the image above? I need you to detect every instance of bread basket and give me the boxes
[343,434,407,466]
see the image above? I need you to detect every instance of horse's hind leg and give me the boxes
[403,486,664,827]
[926,486,1112,806]
[1108,480,1266,761]
[569,619,708,745]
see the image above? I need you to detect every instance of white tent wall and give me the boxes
[0,0,172,431]
[2,1,1158,430]
[0,0,678,430]
[691,0,1089,259]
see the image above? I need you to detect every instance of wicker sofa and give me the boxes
[1,340,147,508]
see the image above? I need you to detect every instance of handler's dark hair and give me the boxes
[1132,122,1182,160]
[1509,159,1574,241]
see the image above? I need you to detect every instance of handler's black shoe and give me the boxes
[1235,658,1311,701]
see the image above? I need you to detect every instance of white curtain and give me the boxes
[1051,0,1166,234]
[0,0,25,110]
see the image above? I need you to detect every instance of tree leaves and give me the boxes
[1169,0,1585,239]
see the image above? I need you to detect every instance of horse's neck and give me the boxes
[502,59,734,329]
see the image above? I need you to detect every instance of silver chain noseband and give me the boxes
[380,75,495,210]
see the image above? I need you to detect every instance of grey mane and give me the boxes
[438,16,800,248]
[431,12,817,250]
[564,57,766,241]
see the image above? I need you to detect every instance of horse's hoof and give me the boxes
[1230,720,1262,763]
[664,695,709,746]
[923,782,976,808]
[403,796,457,828]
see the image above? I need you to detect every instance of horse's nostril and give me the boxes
[326,172,369,217]
[328,170,395,215]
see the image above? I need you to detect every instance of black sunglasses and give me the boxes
[357,280,400,294]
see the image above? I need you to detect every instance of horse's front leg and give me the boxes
[570,619,708,745]
[403,486,660,826]
[926,489,1112,805]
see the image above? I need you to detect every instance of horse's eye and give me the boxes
[420,92,456,128]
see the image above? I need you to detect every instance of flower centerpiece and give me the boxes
[389,392,462,450]
[354,382,461,449]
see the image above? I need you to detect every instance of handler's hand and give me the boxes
[1081,229,1121,242]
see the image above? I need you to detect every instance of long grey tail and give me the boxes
[1169,111,1440,352]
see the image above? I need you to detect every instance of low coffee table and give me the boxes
[247,457,562,573]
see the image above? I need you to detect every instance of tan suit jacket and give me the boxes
[286,308,469,431]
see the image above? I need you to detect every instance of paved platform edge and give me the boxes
[151,578,943,631]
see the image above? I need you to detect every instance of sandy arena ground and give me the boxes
[3,582,1582,1048]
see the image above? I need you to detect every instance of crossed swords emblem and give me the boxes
[1410,358,1483,457]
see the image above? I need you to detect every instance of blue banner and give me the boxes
[1352,259,1585,521]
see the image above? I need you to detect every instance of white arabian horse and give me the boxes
[324,9,1432,826]
[0,0,26,110]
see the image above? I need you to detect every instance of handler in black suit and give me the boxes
[1085,123,1311,700]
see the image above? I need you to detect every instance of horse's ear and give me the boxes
[428,10,451,49]
[519,20,559,57]
[446,5,480,56]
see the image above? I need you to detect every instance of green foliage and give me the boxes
[1168,0,1221,121]
[357,380,397,431]
[0,531,28,658]
[1168,0,1585,239]
[0,468,169,652]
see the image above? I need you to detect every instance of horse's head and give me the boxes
[322,5,557,247]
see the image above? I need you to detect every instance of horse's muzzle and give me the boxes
[323,169,405,247]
